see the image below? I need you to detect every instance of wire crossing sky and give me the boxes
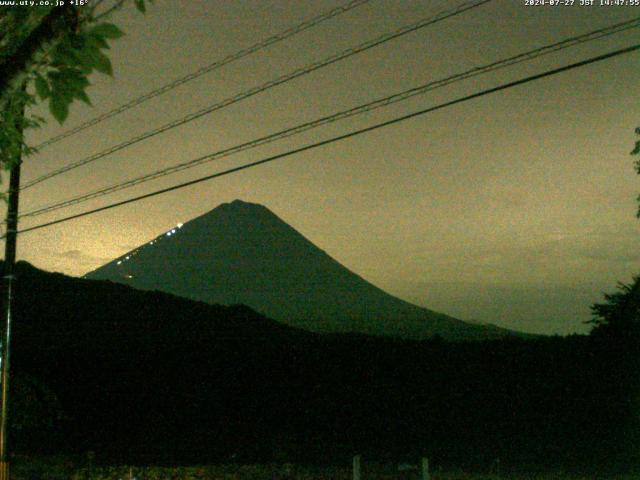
[15,0,640,336]
[11,41,640,237]
[22,0,492,189]
[19,16,640,219]
[31,0,373,151]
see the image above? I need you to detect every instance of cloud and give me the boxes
[466,224,640,266]
[569,228,640,264]
[579,249,640,264]
[54,249,111,264]
[58,250,83,259]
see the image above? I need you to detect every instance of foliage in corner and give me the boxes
[0,0,154,177]
[36,19,124,123]
[590,275,640,338]
[590,125,640,334]
[591,129,640,337]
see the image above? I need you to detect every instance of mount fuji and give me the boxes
[86,200,518,340]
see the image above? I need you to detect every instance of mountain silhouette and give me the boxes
[86,199,519,340]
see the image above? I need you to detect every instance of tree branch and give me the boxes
[94,0,126,21]
[0,5,77,103]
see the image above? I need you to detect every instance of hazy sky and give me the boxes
[9,0,640,335]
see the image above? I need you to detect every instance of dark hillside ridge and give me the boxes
[7,261,314,460]
[86,199,523,340]
[2,261,631,473]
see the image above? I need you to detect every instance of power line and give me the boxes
[31,0,373,151]
[19,17,640,220]
[21,0,492,190]
[10,42,639,238]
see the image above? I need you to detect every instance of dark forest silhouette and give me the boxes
[3,261,638,475]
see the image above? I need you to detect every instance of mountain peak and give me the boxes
[205,199,277,221]
[223,199,262,209]
[85,201,521,340]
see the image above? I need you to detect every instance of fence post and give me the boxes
[353,455,361,480]
[421,457,429,480]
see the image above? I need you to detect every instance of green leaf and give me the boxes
[48,81,72,104]
[34,73,50,100]
[49,68,92,106]
[68,32,85,50]
[58,67,89,89]
[50,42,80,67]
[85,33,110,50]
[75,89,92,106]
[92,50,113,76]
[88,22,124,39]
[72,41,112,76]
[49,95,69,123]
[73,43,101,73]
[631,141,640,156]
[134,0,146,13]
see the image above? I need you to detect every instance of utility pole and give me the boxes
[0,10,76,478]
[0,93,24,480]
[0,155,21,480]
